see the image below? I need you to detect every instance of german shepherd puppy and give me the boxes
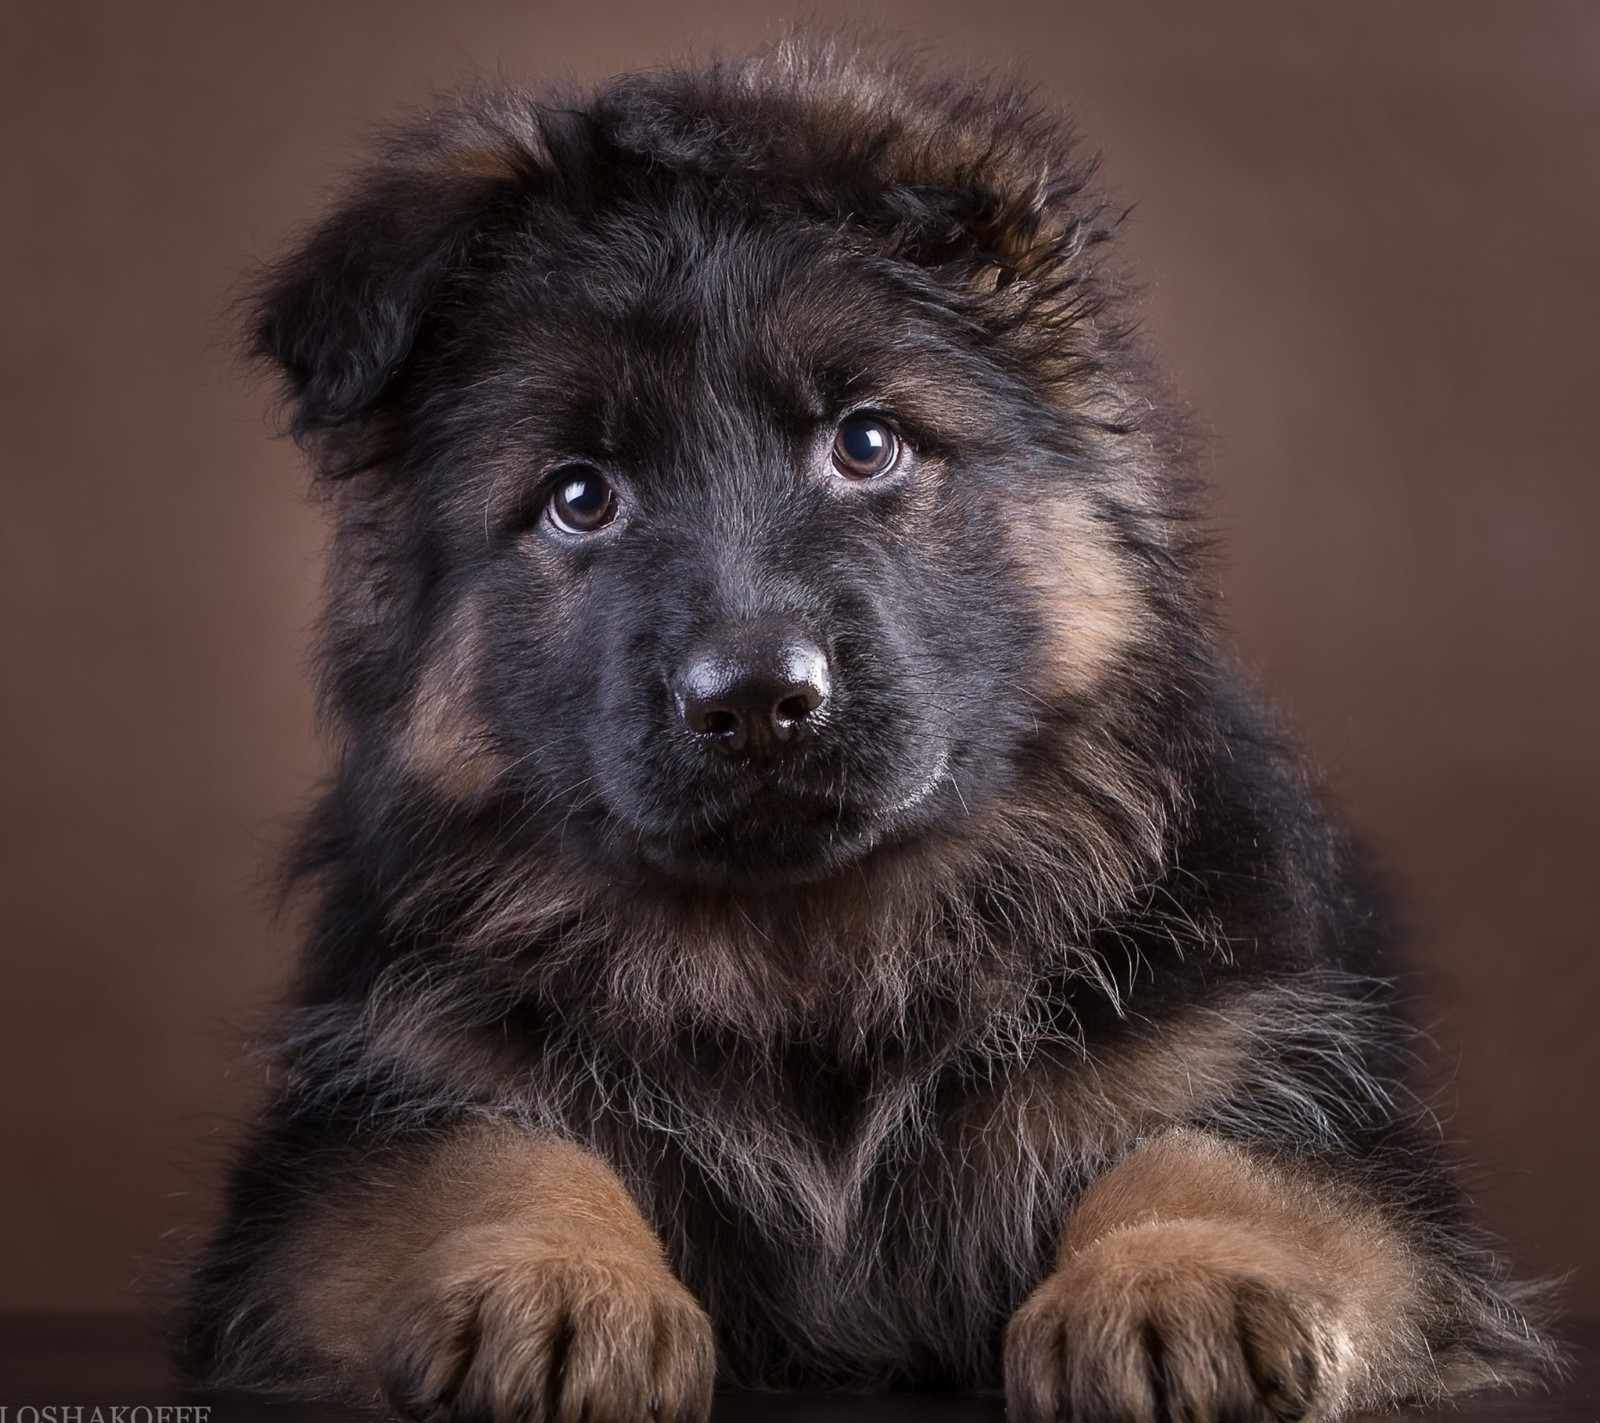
[182,40,1555,1423]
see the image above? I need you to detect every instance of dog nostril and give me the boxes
[700,708,741,738]
[775,689,822,727]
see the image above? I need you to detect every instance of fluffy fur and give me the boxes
[181,38,1555,1422]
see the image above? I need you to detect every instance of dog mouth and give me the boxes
[881,747,951,818]
[624,748,955,888]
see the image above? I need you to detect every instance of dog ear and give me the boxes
[877,97,1110,295]
[249,108,539,448]
[880,170,1070,291]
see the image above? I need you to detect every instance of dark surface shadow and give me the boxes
[0,1314,1590,1421]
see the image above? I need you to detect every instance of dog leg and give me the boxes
[268,1120,714,1422]
[1004,1128,1434,1422]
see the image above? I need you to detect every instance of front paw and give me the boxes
[1005,1219,1344,1422]
[372,1219,714,1423]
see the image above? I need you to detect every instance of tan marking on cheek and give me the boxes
[398,595,511,802]
[1013,494,1146,698]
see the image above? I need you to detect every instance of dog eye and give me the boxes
[546,468,618,535]
[831,415,901,479]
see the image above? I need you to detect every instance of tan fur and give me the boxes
[989,1008,1250,1168]
[411,97,547,186]
[1006,1130,1434,1422]
[398,594,510,801]
[443,140,530,184]
[1012,491,1147,698]
[269,1121,714,1420]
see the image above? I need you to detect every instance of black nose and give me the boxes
[673,624,832,757]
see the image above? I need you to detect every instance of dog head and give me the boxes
[255,44,1202,900]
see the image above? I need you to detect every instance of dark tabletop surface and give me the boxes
[0,1314,1593,1422]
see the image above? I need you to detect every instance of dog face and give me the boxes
[402,218,1076,888]
[257,56,1189,896]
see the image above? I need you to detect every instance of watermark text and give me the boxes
[0,1409,212,1423]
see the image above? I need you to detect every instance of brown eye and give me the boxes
[547,468,617,534]
[831,414,901,479]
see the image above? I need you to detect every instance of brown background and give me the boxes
[2,0,1597,1318]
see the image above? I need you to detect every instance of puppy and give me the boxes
[182,40,1555,1422]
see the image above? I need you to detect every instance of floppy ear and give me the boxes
[249,106,540,448]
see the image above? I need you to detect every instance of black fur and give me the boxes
[181,39,1555,1414]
